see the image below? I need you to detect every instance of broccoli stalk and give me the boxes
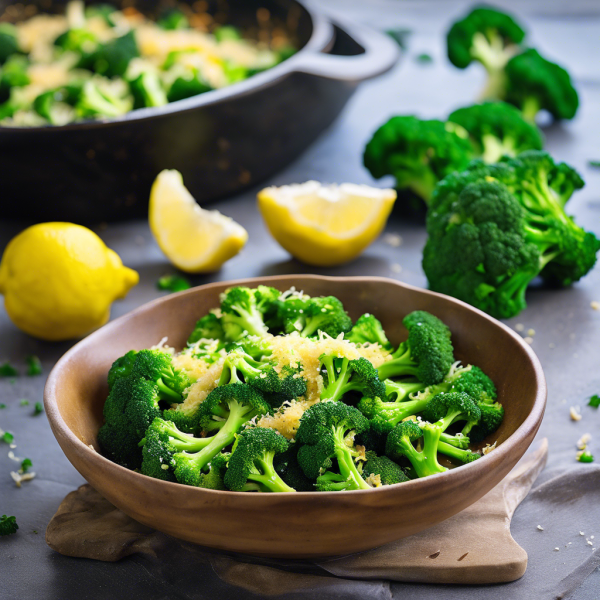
[224,427,295,492]
[438,440,481,464]
[320,355,386,402]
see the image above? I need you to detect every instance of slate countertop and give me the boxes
[1,0,600,598]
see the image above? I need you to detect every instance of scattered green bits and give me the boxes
[2,431,14,444]
[415,53,433,64]
[26,355,42,376]
[578,450,594,463]
[20,458,32,473]
[34,402,44,416]
[0,515,18,536]
[157,274,191,293]
[0,404,5,409]
[19,399,29,407]
[589,160,600,168]
[589,395,600,408]
[0,362,18,378]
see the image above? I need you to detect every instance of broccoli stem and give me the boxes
[321,357,352,401]
[247,454,296,493]
[301,314,328,337]
[332,426,370,490]
[375,397,432,427]
[156,378,183,402]
[317,471,355,491]
[377,344,419,381]
[438,440,477,463]
[385,379,426,401]
[400,425,447,478]
[230,305,268,337]
[440,431,470,449]
[520,96,540,123]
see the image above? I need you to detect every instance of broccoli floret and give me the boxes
[377,310,454,385]
[54,28,99,57]
[504,49,579,122]
[296,402,371,490]
[224,427,295,492]
[129,70,168,109]
[446,7,526,99]
[166,68,212,102]
[363,451,410,485]
[131,349,191,402]
[279,295,352,338]
[188,313,225,344]
[220,286,281,340]
[422,391,482,431]
[448,102,543,163]
[347,313,393,350]
[461,402,505,443]
[0,514,18,536]
[449,365,497,402]
[157,9,189,30]
[0,55,29,101]
[320,355,386,402]
[170,383,270,485]
[438,441,481,464]
[26,355,42,377]
[76,79,132,119]
[423,156,597,318]
[107,350,137,390]
[386,419,447,478]
[364,116,474,205]
[140,417,215,482]
[0,23,19,65]
[157,274,191,293]
[274,443,315,491]
[92,30,139,77]
[226,335,273,360]
[98,376,163,469]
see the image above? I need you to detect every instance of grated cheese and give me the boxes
[365,473,382,487]
[257,399,312,440]
[176,358,225,416]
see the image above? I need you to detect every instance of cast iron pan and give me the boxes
[0,0,398,223]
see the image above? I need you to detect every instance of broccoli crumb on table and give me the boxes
[97,286,504,492]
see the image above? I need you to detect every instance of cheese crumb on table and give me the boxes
[537,525,544,531]
[570,406,582,421]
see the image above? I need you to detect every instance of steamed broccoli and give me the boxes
[76,79,132,118]
[296,401,371,490]
[220,286,281,340]
[461,402,505,443]
[157,9,189,30]
[437,441,482,464]
[347,313,393,350]
[168,383,270,485]
[504,49,579,122]
[129,349,191,402]
[364,116,474,205]
[224,427,295,492]
[92,30,139,77]
[0,514,18,536]
[97,376,163,469]
[422,392,482,433]
[362,451,410,485]
[166,68,212,102]
[377,310,454,385]
[320,356,386,402]
[107,350,137,390]
[423,155,599,317]
[448,102,543,163]
[188,313,225,344]
[447,6,526,100]
[0,23,19,64]
[274,443,315,491]
[278,295,352,338]
[129,70,167,109]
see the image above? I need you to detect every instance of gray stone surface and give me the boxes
[1,0,600,598]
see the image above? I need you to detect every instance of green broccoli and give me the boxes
[296,401,371,490]
[166,68,212,102]
[377,310,454,385]
[97,376,163,469]
[25,355,42,376]
[129,70,168,109]
[320,355,386,402]
[76,79,132,119]
[422,392,482,433]
[0,23,20,64]
[362,450,410,485]
[423,156,599,317]
[347,313,393,350]
[214,26,242,43]
[54,28,99,56]
[224,427,295,492]
[274,443,315,491]
[364,116,474,205]
[0,514,18,536]
[92,30,139,77]
[220,286,281,340]
[129,349,191,402]
[167,383,270,485]
[107,350,137,390]
[0,361,18,377]
[278,295,353,338]
[0,55,30,101]
[226,335,273,361]
[504,49,579,122]
[461,402,504,443]
[446,7,526,99]
[437,441,481,464]
[188,313,225,344]
[157,9,189,30]
[578,450,594,463]
[32,88,78,125]
[157,274,191,293]
[448,101,543,163]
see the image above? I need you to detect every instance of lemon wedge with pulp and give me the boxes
[0,222,139,341]
[257,181,397,266]
[149,170,248,273]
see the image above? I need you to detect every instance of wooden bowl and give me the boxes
[44,275,546,558]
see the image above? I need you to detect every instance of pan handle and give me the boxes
[292,18,400,82]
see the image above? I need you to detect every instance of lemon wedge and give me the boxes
[257,181,396,266]
[149,170,248,273]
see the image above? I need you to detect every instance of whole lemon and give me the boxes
[0,222,139,341]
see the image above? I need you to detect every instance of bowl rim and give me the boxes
[0,0,333,134]
[44,274,547,500]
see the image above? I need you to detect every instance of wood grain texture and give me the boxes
[43,275,547,558]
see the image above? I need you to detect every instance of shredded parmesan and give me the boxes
[365,473,382,487]
[10,471,36,488]
[256,399,312,440]
[570,406,582,421]
[176,358,225,416]
[482,442,497,455]
[172,351,216,383]
[577,433,591,450]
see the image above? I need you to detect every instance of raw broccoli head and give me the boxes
[505,49,579,122]
[448,102,543,163]
[377,310,455,385]
[363,451,410,485]
[296,401,370,489]
[98,376,163,469]
[447,7,526,70]
[279,295,352,338]
[224,427,295,492]
[422,391,482,430]
[107,350,137,390]
[220,286,281,340]
[320,355,386,402]
[364,116,474,204]
[131,349,191,402]
[347,313,392,350]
